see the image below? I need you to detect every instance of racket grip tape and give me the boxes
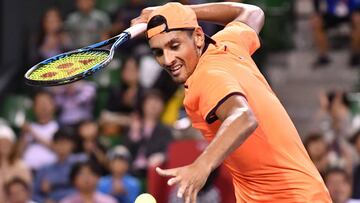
[125,23,147,39]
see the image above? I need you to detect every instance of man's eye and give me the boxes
[153,50,163,57]
[171,44,179,50]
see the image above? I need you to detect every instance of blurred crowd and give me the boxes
[311,0,360,67]
[0,0,360,203]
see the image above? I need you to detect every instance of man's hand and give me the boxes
[130,7,157,27]
[41,179,51,194]
[156,161,211,203]
[112,180,126,195]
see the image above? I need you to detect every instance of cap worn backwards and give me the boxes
[146,2,199,39]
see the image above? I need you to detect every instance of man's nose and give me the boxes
[163,50,175,67]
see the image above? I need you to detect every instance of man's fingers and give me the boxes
[167,176,181,186]
[156,167,177,177]
[191,189,198,203]
[185,185,194,203]
[177,183,187,199]
[130,17,145,27]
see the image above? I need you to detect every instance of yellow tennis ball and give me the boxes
[134,193,157,203]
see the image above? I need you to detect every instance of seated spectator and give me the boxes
[311,0,360,66]
[29,7,70,64]
[98,145,141,203]
[100,56,144,128]
[351,129,360,159]
[20,90,58,171]
[65,0,111,49]
[312,90,353,142]
[350,130,360,198]
[48,81,96,127]
[109,0,149,54]
[76,120,108,175]
[4,178,36,203]
[59,161,117,203]
[33,129,80,203]
[311,90,356,174]
[324,167,360,203]
[304,133,331,176]
[353,164,360,198]
[0,123,32,203]
[123,90,173,178]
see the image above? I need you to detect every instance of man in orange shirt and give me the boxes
[132,2,332,203]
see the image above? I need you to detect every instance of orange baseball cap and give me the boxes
[146,2,199,38]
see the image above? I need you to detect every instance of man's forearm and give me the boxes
[189,2,265,33]
[194,109,258,172]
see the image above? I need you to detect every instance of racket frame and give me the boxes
[25,23,146,86]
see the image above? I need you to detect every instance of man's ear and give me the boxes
[193,27,205,48]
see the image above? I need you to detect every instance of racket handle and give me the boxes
[125,23,147,39]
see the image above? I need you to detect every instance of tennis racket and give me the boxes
[24,23,147,86]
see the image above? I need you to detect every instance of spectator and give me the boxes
[123,90,173,178]
[350,129,360,198]
[49,81,96,127]
[77,120,108,175]
[4,178,36,203]
[21,90,58,171]
[324,167,360,203]
[312,90,356,174]
[65,0,111,49]
[98,145,141,203]
[33,129,80,203]
[304,133,331,176]
[352,129,360,159]
[311,0,360,66]
[29,7,70,64]
[312,90,354,142]
[110,0,149,54]
[60,161,117,203]
[100,56,144,128]
[0,123,32,203]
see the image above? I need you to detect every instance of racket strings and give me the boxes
[28,51,109,81]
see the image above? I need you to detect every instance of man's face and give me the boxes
[33,93,56,123]
[7,183,30,203]
[149,29,202,84]
[76,0,95,14]
[326,172,351,203]
[74,166,99,193]
[53,139,74,159]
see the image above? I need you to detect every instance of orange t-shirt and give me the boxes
[183,21,332,202]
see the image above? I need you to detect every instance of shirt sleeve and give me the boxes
[212,21,260,55]
[196,68,246,124]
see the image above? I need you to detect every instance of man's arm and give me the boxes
[131,2,265,34]
[194,95,258,172]
[190,2,265,33]
[156,95,258,203]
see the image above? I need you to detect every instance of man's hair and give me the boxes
[147,15,194,38]
[53,128,74,143]
[326,90,351,110]
[70,161,102,185]
[4,177,31,195]
[303,132,325,150]
[139,89,165,117]
[324,167,350,184]
[32,89,53,101]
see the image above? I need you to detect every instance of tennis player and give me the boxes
[132,2,332,203]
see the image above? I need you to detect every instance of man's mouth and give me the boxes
[169,64,182,76]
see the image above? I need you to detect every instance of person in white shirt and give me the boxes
[20,91,58,171]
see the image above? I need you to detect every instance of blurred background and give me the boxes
[0,0,360,203]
